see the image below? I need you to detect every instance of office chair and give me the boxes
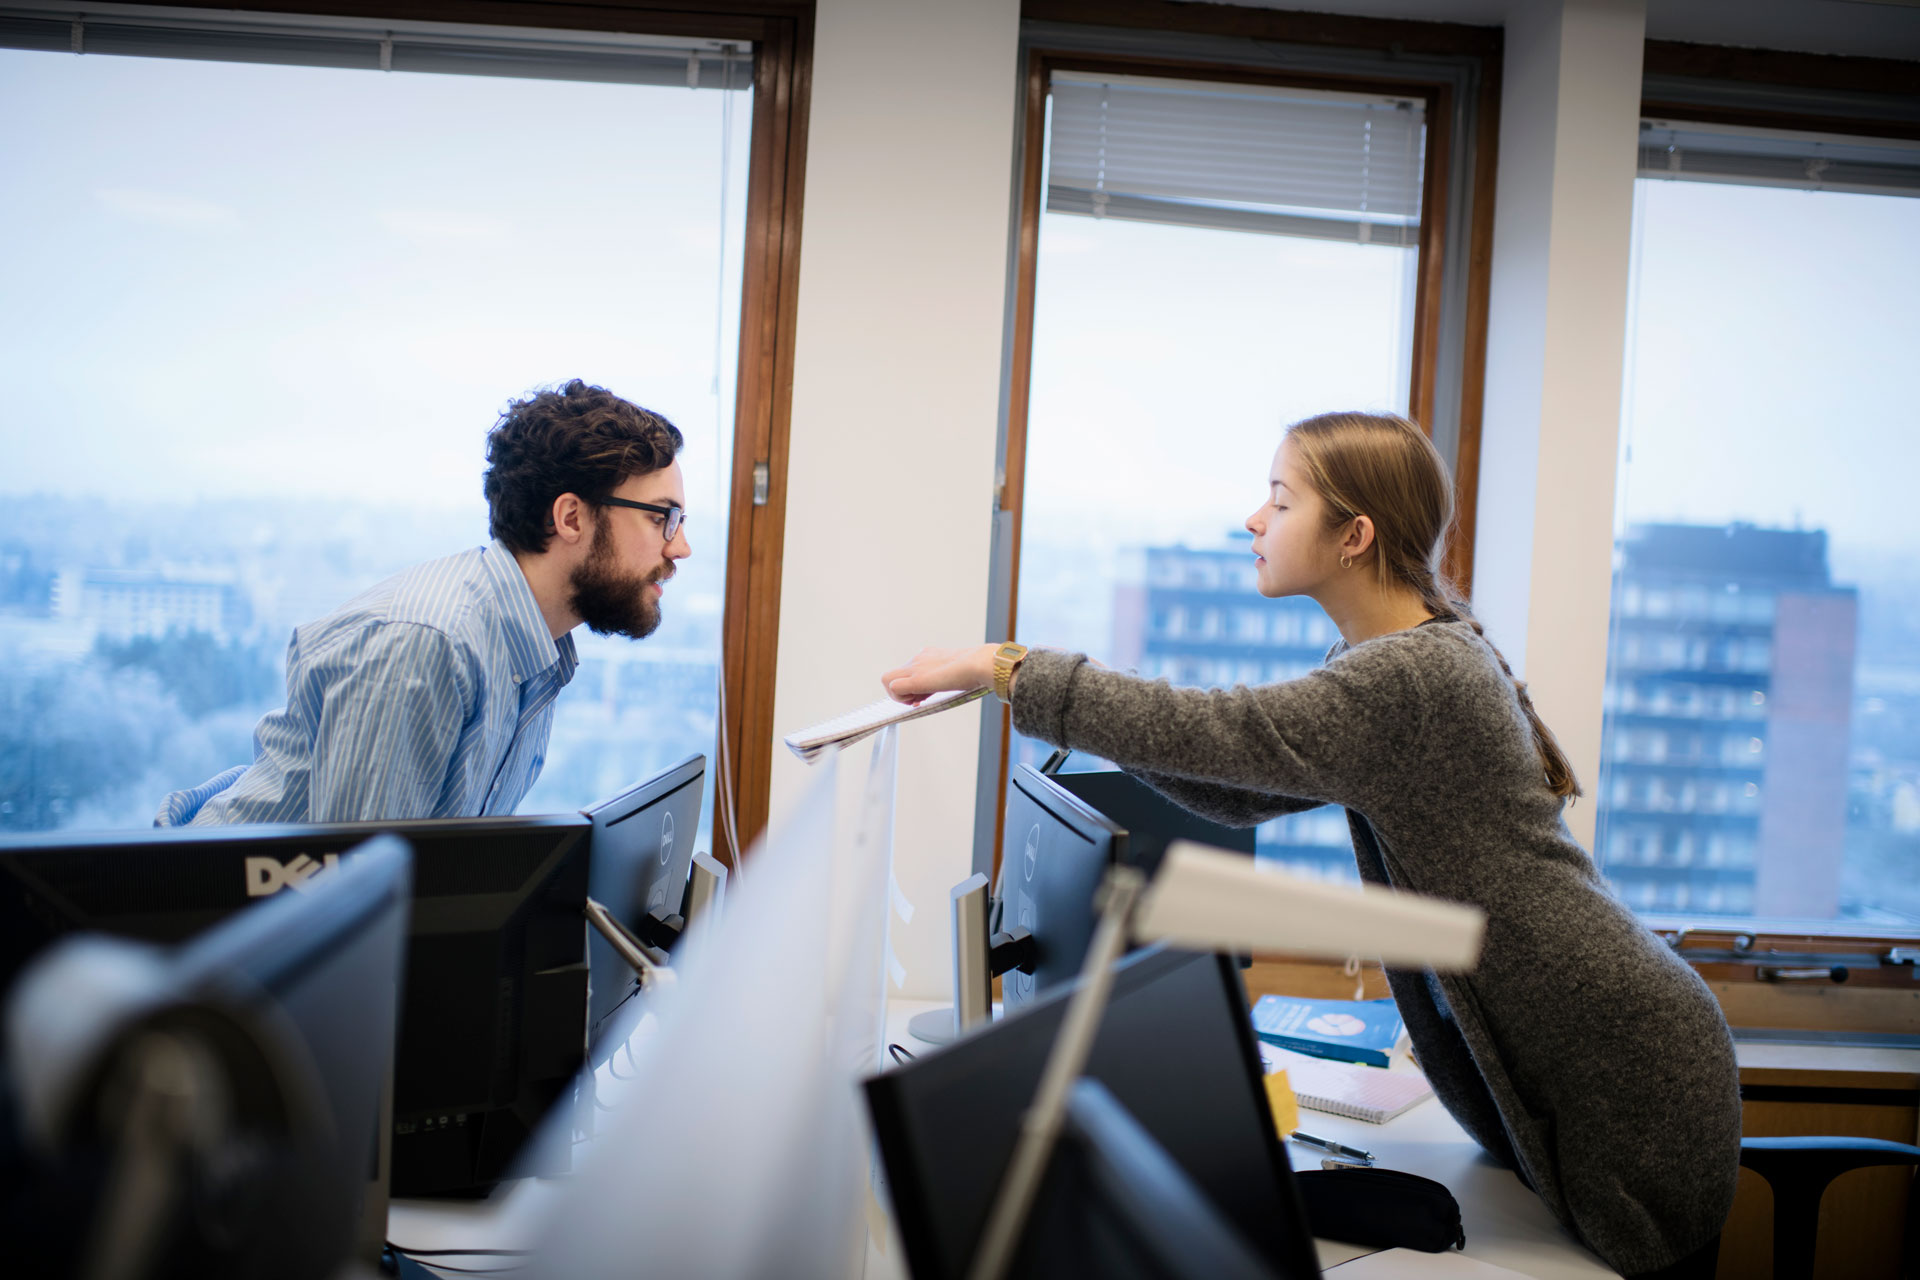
[1738,1135,1920,1280]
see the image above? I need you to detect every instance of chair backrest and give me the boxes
[1738,1135,1920,1280]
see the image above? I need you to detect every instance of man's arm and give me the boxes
[308,622,478,823]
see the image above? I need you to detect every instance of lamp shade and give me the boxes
[1133,842,1485,970]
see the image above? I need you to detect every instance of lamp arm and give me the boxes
[584,897,673,990]
[965,865,1146,1280]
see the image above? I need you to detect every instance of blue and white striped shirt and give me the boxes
[158,542,578,827]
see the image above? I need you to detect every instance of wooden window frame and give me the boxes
[983,7,1505,886]
[107,0,815,864]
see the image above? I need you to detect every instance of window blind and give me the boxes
[0,3,748,88]
[1639,120,1920,198]
[1047,71,1426,245]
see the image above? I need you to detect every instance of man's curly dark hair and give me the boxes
[484,380,684,555]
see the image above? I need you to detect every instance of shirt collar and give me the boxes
[482,541,576,686]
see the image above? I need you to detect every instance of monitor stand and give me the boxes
[907,874,993,1045]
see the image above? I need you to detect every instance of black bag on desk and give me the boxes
[1295,1166,1466,1252]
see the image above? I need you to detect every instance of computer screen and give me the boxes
[1045,769,1255,874]
[174,834,412,1268]
[864,946,1319,1280]
[1022,1079,1279,1280]
[998,764,1127,1012]
[1,835,412,1277]
[581,753,704,1037]
[0,813,591,1197]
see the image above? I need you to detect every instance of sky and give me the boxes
[3,46,1913,597]
[0,49,750,529]
[1619,177,1920,555]
[1022,211,1417,557]
[1009,161,1919,666]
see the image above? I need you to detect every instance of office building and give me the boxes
[53,565,251,642]
[1597,523,1857,918]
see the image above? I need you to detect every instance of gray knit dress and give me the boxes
[1008,620,1741,1276]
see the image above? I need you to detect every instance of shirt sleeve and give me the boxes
[1010,643,1428,814]
[307,622,477,823]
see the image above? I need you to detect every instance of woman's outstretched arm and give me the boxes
[1126,768,1325,829]
[883,641,1429,813]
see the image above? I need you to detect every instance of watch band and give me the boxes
[992,642,1029,703]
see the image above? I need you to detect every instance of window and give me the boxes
[0,10,765,852]
[990,42,1496,884]
[1596,118,1920,928]
[1018,73,1426,868]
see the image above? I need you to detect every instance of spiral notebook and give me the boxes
[1260,1043,1434,1125]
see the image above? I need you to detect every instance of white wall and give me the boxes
[768,0,1022,1000]
[1474,0,1646,849]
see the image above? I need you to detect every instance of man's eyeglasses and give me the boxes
[598,496,686,543]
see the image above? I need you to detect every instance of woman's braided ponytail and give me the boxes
[1287,413,1583,801]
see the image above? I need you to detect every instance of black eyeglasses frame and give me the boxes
[597,495,686,543]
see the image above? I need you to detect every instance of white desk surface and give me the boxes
[386,996,1615,1279]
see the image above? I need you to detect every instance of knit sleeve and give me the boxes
[1125,768,1326,828]
[1010,642,1428,812]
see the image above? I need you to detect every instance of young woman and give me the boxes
[882,412,1740,1279]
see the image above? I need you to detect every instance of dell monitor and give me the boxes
[2,835,411,1277]
[865,946,1320,1280]
[0,813,590,1197]
[581,753,705,1039]
[1044,768,1255,873]
[997,764,1128,1013]
[173,834,412,1266]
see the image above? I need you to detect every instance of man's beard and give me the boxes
[569,521,669,639]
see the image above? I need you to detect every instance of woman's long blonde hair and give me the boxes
[1286,411,1582,800]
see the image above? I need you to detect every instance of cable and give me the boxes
[385,1244,531,1277]
[402,1261,525,1276]
[714,660,745,886]
[888,1042,917,1067]
[709,41,746,890]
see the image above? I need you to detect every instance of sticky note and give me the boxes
[1264,1068,1300,1138]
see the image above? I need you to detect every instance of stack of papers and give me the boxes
[782,689,988,763]
[1261,1042,1434,1125]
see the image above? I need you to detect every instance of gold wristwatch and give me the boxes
[992,642,1029,703]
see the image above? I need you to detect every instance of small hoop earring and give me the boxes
[1340,554,1353,570]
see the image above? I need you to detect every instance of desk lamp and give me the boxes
[966,840,1487,1280]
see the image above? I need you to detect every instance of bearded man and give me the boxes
[157,380,691,826]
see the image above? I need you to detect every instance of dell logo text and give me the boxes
[245,853,343,898]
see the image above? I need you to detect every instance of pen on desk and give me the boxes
[1291,1130,1374,1164]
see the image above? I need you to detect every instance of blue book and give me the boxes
[1249,995,1407,1068]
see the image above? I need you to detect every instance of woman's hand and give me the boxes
[881,644,999,704]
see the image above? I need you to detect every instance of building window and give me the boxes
[0,21,751,838]
[1596,119,1920,926]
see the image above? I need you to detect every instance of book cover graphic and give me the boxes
[1250,995,1405,1068]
